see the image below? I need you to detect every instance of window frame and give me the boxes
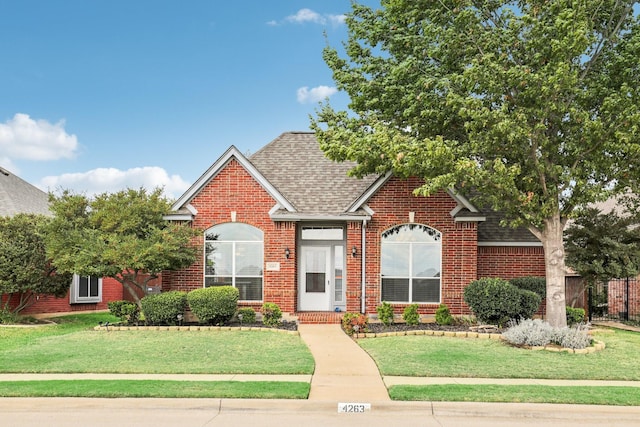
[69,274,102,304]
[380,224,442,304]
[204,223,264,302]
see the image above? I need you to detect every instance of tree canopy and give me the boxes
[45,188,199,306]
[0,214,71,315]
[311,0,640,327]
[565,206,640,285]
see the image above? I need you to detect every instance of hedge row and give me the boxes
[109,286,282,326]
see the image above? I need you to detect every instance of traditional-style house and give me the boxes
[162,132,546,322]
[0,166,123,316]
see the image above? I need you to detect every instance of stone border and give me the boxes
[352,329,606,354]
[92,324,299,336]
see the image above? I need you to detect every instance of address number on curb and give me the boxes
[338,403,371,413]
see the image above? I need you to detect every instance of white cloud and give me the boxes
[39,166,191,200]
[0,113,79,161]
[273,9,345,26]
[297,85,338,104]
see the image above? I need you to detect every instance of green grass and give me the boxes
[359,329,640,380]
[389,384,640,406]
[0,380,309,399]
[0,314,314,374]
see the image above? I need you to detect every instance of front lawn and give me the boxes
[0,380,309,399]
[358,328,639,380]
[389,384,640,406]
[0,314,314,374]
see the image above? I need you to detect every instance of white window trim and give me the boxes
[69,274,103,304]
[381,224,442,304]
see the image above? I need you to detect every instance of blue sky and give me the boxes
[0,1,375,199]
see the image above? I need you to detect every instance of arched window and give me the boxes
[381,224,441,303]
[204,223,263,301]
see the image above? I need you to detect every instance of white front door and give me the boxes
[299,246,331,311]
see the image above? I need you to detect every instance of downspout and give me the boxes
[361,219,367,314]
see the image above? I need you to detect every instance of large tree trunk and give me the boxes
[539,213,568,328]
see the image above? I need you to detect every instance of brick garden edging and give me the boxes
[93,325,300,336]
[352,329,606,354]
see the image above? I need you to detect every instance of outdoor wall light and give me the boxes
[352,246,357,257]
[285,248,290,259]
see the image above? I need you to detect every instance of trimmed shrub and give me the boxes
[502,318,554,347]
[187,286,239,325]
[553,325,592,349]
[237,307,256,324]
[140,291,187,325]
[376,301,395,326]
[510,276,546,299]
[463,278,541,326]
[261,302,282,326]
[108,300,140,324]
[435,303,454,325]
[403,304,420,326]
[566,306,586,326]
[503,319,592,349]
[342,312,368,335]
[518,287,542,319]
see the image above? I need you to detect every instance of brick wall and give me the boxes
[14,277,123,316]
[477,246,546,279]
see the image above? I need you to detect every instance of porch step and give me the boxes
[296,312,344,324]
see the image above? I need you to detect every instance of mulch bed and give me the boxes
[364,322,478,334]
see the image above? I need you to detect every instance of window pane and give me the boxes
[334,246,343,302]
[381,244,410,276]
[236,277,262,301]
[209,242,233,276]
[208,223,263,241]
[235,242,263,275]
[306,273,326,293]
[381,278,409,302]
[89,276,99,297]
[413,278,440,303]
[79,276,89,297]
[205,277,232,287]
[301,227,343,240]
[382,224,441,242]
[413,244,441,277]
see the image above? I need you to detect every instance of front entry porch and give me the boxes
[295,311,344,324]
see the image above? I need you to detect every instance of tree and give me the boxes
[565,206,640,287]
[0,214,71,314]
[45,188,200,307]
[311,0,640,327]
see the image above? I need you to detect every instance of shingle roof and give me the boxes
[249,132,379,216]
[0,167,50,217]
[477,209,539,244]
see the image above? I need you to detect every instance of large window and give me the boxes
[204,223,263,301]
[381,224,441,303]
[69,275,102,304]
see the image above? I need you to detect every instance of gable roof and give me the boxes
[168,145,295,218]
[167,132,541,244]
[0,167,50,217]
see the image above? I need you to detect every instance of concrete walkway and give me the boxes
[297,324,390,401]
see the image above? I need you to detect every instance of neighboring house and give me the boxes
[162,132,545,320]
[0,166,123,316]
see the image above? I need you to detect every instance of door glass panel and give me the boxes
[305,248,327,293]
[334,245,343,302]
[306,272,326,293]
